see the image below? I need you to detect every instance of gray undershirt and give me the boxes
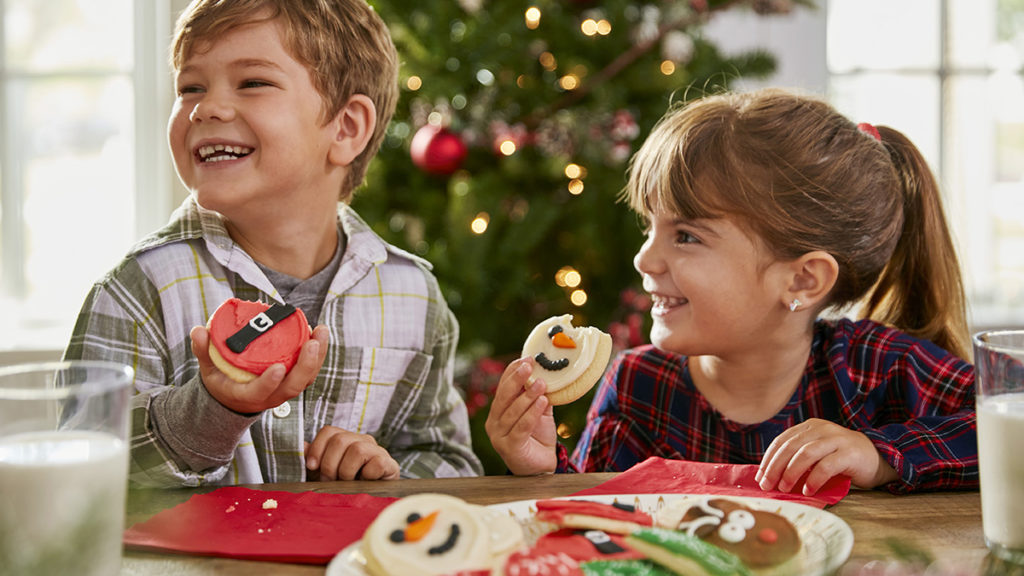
[256,231,345,325]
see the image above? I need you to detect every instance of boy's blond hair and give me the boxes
[171,0,399,202]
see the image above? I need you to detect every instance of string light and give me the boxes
[563,269,581,288]
[499,140,517,155]
[554,266,577,287]
[559,74,580,90]
[525,7,541,29]
[581,19,598,36]
[570,289,588,306]
[660,60,676,76]
[406,76,422,90]
[564,163,583,179]
[596,19,611,35]
[470,212,490,234]
[568,179,584,195]
[539,52,557,71]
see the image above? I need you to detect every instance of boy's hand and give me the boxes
[755,418,897,496]
[484,358,558,475]
[190,324,330,414]
[304,427,400,481]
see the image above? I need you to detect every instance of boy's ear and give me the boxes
[783,250,839,311]
[328,94,376,167]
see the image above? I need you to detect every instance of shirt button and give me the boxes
[272,402,291,418]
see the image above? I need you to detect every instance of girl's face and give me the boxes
[167,18,338,221]
[633,210,792,358]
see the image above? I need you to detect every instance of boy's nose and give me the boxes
[189,95,235,123]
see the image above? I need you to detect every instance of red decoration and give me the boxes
[410,124,467,175]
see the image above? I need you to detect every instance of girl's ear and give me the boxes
[328,94,376,167]
[784,250,839,311]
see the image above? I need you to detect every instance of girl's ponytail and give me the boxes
[861,126,971,360]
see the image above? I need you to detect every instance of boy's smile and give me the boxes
[167,16,340,225]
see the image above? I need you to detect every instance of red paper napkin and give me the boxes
[123,487,397,564]
[570,457,850,508]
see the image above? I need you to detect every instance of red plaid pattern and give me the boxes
[558,319,977,494]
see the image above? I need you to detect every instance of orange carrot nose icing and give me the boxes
[551,332,576,349]
[403,510,439,542]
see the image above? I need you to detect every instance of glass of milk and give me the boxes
[0,361,133,576]
[975,330,1024,564]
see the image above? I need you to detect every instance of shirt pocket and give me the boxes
[332,347,432,438]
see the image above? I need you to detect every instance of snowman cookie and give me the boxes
[521,314,613,405]
[360,493,524,576]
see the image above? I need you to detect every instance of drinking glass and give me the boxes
[974,330,1024,564]
[0,361,134,576]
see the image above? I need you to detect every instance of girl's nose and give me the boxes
[633,235,660,276]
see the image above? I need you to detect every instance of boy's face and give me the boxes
[633,211,792,357]
[168,18,337,220]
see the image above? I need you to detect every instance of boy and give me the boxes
[64,0,482,487]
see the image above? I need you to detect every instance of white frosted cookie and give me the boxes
[361,493,523,576]
[521,314,613,405]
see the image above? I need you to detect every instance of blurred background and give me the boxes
[1,0,1022,472]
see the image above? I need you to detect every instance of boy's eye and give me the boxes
[177,85,204,95]
[240,79,271,89]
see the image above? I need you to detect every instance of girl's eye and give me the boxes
[675,230,700,245]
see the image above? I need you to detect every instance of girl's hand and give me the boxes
[484,358,558,475]
[755,418,897,495]
[191,324,330,415]
[304,426,400,481]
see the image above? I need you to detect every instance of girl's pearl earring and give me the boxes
[789,298,801,312]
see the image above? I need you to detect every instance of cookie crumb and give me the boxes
[262,498,278,510]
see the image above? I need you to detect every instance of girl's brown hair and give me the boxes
[171,0,398,201]
[625,88,970,360]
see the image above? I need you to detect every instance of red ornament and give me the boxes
[410,124,467,175]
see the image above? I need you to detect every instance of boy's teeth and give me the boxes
[197,144,253,162]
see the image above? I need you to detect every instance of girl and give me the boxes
[486,88,977,495]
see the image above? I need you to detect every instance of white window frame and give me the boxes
[0,0,175,358]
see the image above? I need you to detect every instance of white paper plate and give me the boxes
[327,493,854,576]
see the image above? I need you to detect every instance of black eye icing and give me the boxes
[547,325,565,337]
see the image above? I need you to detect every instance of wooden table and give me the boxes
[121,474,1015,575]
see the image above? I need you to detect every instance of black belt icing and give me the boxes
[225,303,298,353]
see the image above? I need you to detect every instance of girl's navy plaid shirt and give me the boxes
[557,318,977,494]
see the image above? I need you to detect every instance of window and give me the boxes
[0,0,172,352]
[827,0,1024,330]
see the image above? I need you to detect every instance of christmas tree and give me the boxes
[357,0,809,473]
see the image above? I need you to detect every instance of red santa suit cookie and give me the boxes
[534,498,654,535]
[207,297,311,382]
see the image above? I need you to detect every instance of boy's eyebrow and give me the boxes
[177,58,285,76]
